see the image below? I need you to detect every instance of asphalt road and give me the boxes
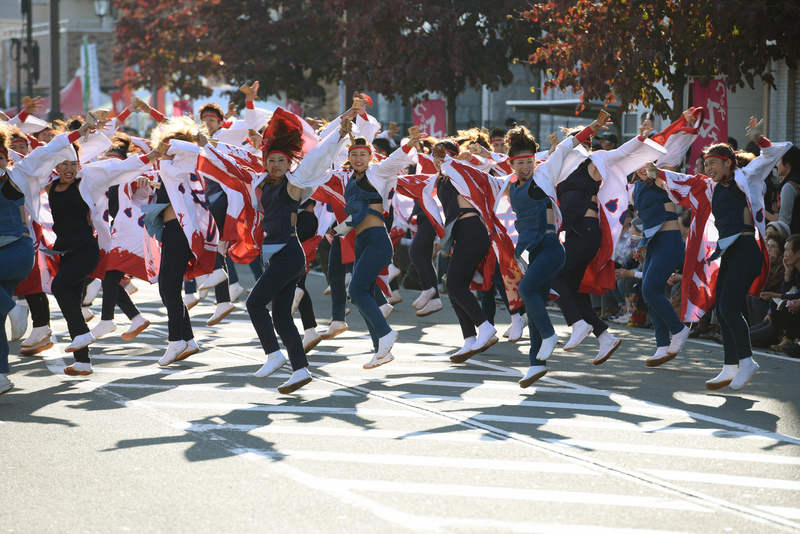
[2,269,799,534]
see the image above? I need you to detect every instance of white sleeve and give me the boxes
[287,129,349,189]
[8,132,76,194]
[369,146,419,183]
[7,113,48,135]
[79,131,114,164]
[244,106,273,131]
[355,114,381,144]
[742,142,792,186]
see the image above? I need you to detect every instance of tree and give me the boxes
[334,0,536,134]
[113,0,341,102]
[523,0,800,120]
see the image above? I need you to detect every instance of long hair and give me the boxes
[107,132,134,160]
[151,116,207,145]
[261,109,304,161]
[506,126,539,157]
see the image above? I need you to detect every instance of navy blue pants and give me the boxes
[447,216,491,339]
[0,237,34,373]
[328,235,350,322]
[158,220,194,342]
[641,230,685,347]
[350,227,394,351]
[247,237,307,370]
[409,215,439,295]
[53,239,100,363]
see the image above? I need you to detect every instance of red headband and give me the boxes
[441,147,457,156]
[200,112,222,121]
[348,145,373,155]
[264,150,292,161]
[508,155,535,161]
[705,154,732,162]
[10,137,29,146]
[0,148,7,158]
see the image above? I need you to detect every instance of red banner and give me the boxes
[412,99,446,138]
[110,90,132,116]
[688,79,728,173]
[173,99,194,117]
[286,100,303,117]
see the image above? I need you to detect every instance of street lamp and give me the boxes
[93,0,110,24]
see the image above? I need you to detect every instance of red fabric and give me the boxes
[67,130,81,144]
[389,226,405,250]
[578,212,616,294]
[650,107,703,146]
[341,232,355,264]
[418,154,437,174]
[116,108,131,124]
[301,235,323,272]
[150,108,165,123]
[395,174,445,238]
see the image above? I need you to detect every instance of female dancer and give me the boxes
[655,118,791,390]
[244,110,349,392]
[341,135,418,368]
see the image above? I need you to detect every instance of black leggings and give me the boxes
[409,215,439,295]
[52,239,100,363]
[158,220,194,342]
[100,270,140,321]
[297,272,317,330]
[447,216,491,339]
[209,194,231,304]
[24,292,50,327]
[551,216,608,337]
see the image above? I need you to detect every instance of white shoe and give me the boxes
[19,335,54,356]
[176,339,199,361]
[594,331,621,365]
[321,321,348,340]
[194,275,209,300]
[158,340,188,367]
[303,329,322,353]
[507,313,526,342]
[645,346,675,368]
[184,293,199,310]
[706,364,738,390]
[124,280,138,295]
[8,303,28,342]
[291,288,304,315]
[277,367,313,394]
[380,303,394,319]
[612,313,631,325]
[64,361,93,376]
[729,358,759,391]
[416,298,443,317]
[229,282,245,303]
[667,325,691,355]
[22,325,51,348]
[254,351,288,378]
[375,329,399,360]
[82,306,94,322]
[449,336,477,363]
[536,332,559,361]
[82,279,102,306]
[387,264,402,283]
[90,320,117,339]
[519,366,547,388]
[563,320,592,351]
[388,290,403,305]
[199,268,228,290]
[66,332,96,353]
[471,322,498,355]
[413,288,436,310]
[323,285,331,296]
[122,315,150,341]
[206,302,235,326]
[364,351,395,369]
[0,374,13,395]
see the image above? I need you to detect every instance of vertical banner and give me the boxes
[412,99,446,139]
[173,99,194,117]
[688,79,728,173]
[111,90,132,115]
[80,37,101,113]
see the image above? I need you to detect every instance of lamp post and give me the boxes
[93,0,110,26]
[47,0,61,121]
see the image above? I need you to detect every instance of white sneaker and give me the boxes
[66,332,96,353]
[277,367,313,394]
[0,374,13,395]
[303,329,322,353]
[413,287,436,310]
[594,331,621,365]
[364,351,395,369]
[321,321,348,340]
[471,322,498,355]
[612,313,631,325]
[229,282,245,303]
[519,366,547,388]
[22,325,51,348]
[415,298,443,317]
[380,303,394,319]
[199,268,228,290]
[90,320,117,339]
[667,325,691,355]
[82,278,102,306]
[563,320,592,351]
[375,329,399,360]
[158,340,188,367]
[254,351,288,378]
[388,290,403,305]
[291,287,304,315]
[536,332,559,361]
[176,339,200,361]
[124,280,138,295]
[645,346,676,368]
[206,302,235,326]
[82,306,94,322]
[20,335,54,356]
[729,358,759,391]
[64,361,92,376]
[194,275,209,300]
[323,285,331,296]
[706,364,738,390]
[184,293,199,310]
[122,315,150,341]
[8,303,28,342]
[449,336,477,363]
[507,313,526,343]
[387,264,402,283]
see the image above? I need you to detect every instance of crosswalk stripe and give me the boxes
[640,469,800,491]
[325,479,712,512]
[143,401,423,418]
[101,382,357,396]
[755,506,800,520]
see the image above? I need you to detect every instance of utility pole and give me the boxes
[48,0,62,121]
